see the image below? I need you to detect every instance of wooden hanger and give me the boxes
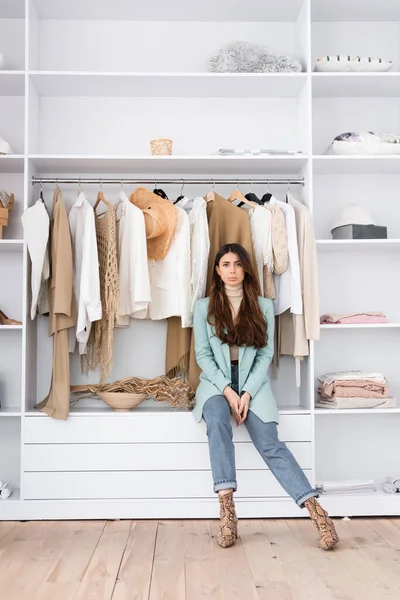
[93,182,112,211]
[206,181,215,203]
[228,183,257,208]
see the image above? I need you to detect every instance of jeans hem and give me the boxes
[214,480,237,494]
[296,489,319,507]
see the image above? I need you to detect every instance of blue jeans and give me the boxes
[202,363,318,507]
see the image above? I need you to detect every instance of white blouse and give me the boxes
[116,191,151,325]
[148,205,191,327]
[270,196,303,316]
[21,199,50,320]
[249,205,273,296]
[177,196,210,324]
[68,191,102,354]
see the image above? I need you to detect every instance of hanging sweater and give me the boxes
[225,283,243,361]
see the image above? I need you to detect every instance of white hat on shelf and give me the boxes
[0,136,14,155]
[332,204,376,230]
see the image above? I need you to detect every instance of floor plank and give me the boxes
[112,521,158,600]
[390,518,400,529]
[344,519,400,591]
[73,520,132,600]
[240,519,294,600]
[287,518,378,600]
[208,519,260,600]
[184,520,223,600]
[334,520,400,600]
[148,520,186,600]
[366,518,400,551]
[0,522,59,600]
[0,522,23,558]
[33,521,106,600]
[0,518,400,600]
[262,519,336,600]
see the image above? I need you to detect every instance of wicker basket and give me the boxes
[98,391,147,411]
[150,138,172,156]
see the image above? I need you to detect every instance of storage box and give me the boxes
[0,192,13,211]
[331,224,387,240]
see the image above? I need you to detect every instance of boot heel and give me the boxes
[217,491,238,548]
[304,497,339,551]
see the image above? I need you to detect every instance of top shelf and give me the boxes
[28,0,400,22]
[31,0,304,22]
[312,0,400,22]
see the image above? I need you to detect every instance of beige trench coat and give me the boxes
[36,189,77,420]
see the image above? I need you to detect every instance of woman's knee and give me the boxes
[203,395,232,429]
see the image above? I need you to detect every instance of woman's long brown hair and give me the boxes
[207,244,268,349]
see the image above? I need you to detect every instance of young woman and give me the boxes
[193,243,339,550]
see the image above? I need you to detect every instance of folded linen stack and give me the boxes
[316,480,376,495]
[316,370,397,409]
[320,311,388,325]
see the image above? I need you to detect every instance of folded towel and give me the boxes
[318,371,387,385]
[320,312,387,324]
[316,479,376,495]
[383,482,397,494]
[315,396,396,409]
[318,380,390,399]
[0,487,11,499]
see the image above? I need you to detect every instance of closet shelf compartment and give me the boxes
[30,72,307,98]
[0,409,21,417]
[315,408,400,415]
[316,239,400,252]
[312,73,400,98]
[320,323,400,330]
[31,0,305,21]
[28,155,308,175]
[313,156,400,175]
[312,0,400,21]
[0,240,24,252]
[0,72,25,96]
[26,406,311,418]
[0,156,24,174]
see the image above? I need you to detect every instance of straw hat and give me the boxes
[130,187,178,260]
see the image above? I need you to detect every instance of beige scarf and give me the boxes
[83,205,119,383]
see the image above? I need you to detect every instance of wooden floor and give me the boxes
[1,518,400,599]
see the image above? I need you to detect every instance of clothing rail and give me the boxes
[32,176,305,186]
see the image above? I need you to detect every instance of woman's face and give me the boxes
[216,252,245,286]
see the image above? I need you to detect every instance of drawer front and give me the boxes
[25,414,311,443]
[23,469,313,500]
[24,441,312,472]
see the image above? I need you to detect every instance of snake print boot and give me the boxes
[304,497,339,550]
[217,491,238,548]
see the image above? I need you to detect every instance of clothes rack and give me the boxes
[31,177,305,186]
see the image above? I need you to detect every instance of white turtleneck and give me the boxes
[225,283,243,361]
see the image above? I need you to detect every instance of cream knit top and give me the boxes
[225,283,243,361]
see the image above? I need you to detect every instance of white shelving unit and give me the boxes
[1,0,399,520]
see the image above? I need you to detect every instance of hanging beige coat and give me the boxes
[36,188,77,420]
[166,192,258,390]
[276,194,319,386]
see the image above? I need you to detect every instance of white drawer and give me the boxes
[24,441,312,471]
[25,413,311,443]
[23,469,313,500]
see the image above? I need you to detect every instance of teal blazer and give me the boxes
[192,296,279,424]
